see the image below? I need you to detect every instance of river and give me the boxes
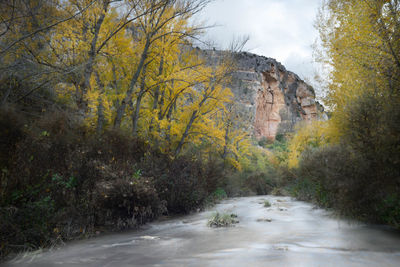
[4,196,400,266]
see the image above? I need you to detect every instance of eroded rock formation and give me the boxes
[202,49,325,140]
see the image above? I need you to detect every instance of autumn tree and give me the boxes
[286,0,400,226]
[316,0,400,110]
[0,0,64,107]
[49,0,168,110]
[112,0,210,129]
[219,103,251,170]
[1,0,255,165]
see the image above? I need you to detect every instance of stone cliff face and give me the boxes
[202,50,324,140]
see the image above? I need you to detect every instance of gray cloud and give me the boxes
[195,0,322,83]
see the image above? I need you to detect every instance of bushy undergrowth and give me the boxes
[290,143,400,227]
[287,93,400,228]
[0,108,225,260]
[224,169,278,197]
[223,145,285,197]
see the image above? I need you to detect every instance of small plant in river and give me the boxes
[263,200,271,207]
[207,212,239,227]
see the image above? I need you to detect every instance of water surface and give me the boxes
[5,196,400,266]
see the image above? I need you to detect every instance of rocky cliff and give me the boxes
[202,50,325,140]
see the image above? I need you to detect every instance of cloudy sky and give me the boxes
[195,0,322,85]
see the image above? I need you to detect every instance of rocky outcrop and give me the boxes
[202,50,325,140]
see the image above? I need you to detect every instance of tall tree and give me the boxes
[113,0,209,129]
[316,0,400,106]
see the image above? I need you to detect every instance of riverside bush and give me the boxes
[245,172,275,195]
[283,92,400,228]
[0,108,227,260]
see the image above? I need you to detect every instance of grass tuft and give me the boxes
[207,212,239,227]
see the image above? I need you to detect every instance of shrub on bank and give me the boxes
[0,108,225,260]
[282,92,400,229]
[291,142,400,227]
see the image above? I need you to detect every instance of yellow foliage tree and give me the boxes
[315,0,400,137]
[1,0,256,168]
[287,121,331,168]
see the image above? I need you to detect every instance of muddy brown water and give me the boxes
[4,196,400,266]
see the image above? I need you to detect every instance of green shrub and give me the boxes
[290,119,400,227]
[376,194,400,228]
[275,133,286,143]
[245,172,274,195]
[213,188,228,200]
[146,155,207,214]
[223,171,252,197]
[94,177,165,229]
[292,144,364,210]
[258,137,270,147]
[270,187,289,196]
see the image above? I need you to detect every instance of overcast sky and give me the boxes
[195,0,322,85]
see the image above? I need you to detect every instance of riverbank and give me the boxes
[0,109,231,261]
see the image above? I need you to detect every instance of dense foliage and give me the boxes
[0,0,264,260]
[285,0,400,228]
[0,0,251,164]
[0,108,230,259]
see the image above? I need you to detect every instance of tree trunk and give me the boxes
[174,90,210,156]
[165,98,175,144]
[96,98,105,134]
[95,71,105,134]
[111,62,120,109]
[0,81,12,107]
[77,2,108,110]
[152,56,164,110]
[174,110,197,156]
[158,79,173,121]
[132,65,147,136]
[149,56,164,133]
[114,37,151,129]
[158,89,166,120]
[131,93,144,136]
[222,121,231,160]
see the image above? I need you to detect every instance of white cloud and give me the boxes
[195,0,322,84]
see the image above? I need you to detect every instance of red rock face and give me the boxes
[199,50,324,140]
[296,82,318,121]
[254,66,319,140]
[255,69,285,140]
